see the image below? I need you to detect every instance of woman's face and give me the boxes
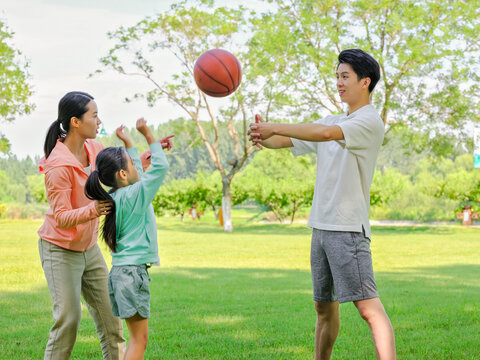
[78,100,101,139]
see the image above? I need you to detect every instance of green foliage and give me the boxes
[236,149,315,222]
[3,202,48,219]
[97,117,242,181]
[250,0,480,155]
[27,174,47,203]
[431,153,480,213]
[0,20,35,153]
[152,171,247,220]
[370,154,479,222]
[0,169,27,203]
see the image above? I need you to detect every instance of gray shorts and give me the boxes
[311,229,378,303]
[108,265,151,319]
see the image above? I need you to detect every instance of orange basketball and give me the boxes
[193,49,242,97]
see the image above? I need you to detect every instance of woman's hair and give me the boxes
[44,91,94,158]
[85,147,127,252]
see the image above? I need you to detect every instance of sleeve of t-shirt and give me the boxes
[337,114,385,156]
[290,138,318,156]
[289,117,329,156]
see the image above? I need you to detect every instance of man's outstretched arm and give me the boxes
[249,114,344,144]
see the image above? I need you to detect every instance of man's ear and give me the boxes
[362,77,371,90]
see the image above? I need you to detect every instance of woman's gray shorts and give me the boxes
[108,265,151,319]
[311,229,378,303]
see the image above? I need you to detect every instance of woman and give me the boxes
[38,91,126,359]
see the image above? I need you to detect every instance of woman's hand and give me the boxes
[115,125,133,148]
[160,135,175,151]
[95,200,113,217]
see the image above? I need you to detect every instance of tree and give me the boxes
[236,148,315,222]
[0,20,34,153]
[432,154,480,213]
[152,170,247,221]
[95,1,276,232]
[248,0,480,156]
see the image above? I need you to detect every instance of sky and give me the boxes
[1,0,265,159]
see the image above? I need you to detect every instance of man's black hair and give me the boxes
[338,49,380,93]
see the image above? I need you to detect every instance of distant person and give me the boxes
[38,91,125,359]
[85,118,171,360]
[248,49,396,359]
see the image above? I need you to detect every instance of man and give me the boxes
[248,49,396,360]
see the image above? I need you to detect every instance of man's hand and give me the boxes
[247,114,266,149]
[115,125,133,148]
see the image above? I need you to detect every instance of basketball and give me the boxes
[193,49,242,97]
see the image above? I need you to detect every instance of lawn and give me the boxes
[0,212,479,359]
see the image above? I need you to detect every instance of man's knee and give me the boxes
[355,298,384,323]
[315,301,338,320]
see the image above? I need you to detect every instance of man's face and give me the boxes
[336,63,368,104]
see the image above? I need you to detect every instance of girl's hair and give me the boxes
[44,91,94,158]
[85,147,127,252]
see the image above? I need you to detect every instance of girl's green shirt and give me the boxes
[110,142,168,266]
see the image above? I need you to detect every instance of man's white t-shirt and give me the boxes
[290,104,384,238]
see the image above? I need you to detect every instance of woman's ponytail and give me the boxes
[85,169,117,252]
[44,120,64,158]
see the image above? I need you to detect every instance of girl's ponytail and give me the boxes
[85,169,117,252]
[85,147,126,252]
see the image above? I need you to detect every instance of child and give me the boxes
[85,118,171,360]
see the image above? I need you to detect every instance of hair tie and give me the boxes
[58,120,66,133]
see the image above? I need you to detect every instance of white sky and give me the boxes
[1,0,265,159]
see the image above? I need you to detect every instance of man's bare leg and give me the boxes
[354,297,396,360]
[314,300,340,360]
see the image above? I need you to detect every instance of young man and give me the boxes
[248,49,396,360]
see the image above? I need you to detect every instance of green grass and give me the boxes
[1,213,479,359]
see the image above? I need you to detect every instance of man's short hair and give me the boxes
[338,49,381,93]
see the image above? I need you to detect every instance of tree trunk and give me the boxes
[222,179,233,232]
[290,200,297,224]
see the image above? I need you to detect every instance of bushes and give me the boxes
[3,202,49,219]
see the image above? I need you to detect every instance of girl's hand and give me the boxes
[136,118,155,144]
[160,135,175,151]
[115,125,133,148]
[95,200,112,217]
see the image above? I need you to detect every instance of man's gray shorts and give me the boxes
[311,229,378,303]
[108,265,151,319]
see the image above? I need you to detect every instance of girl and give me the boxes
[85,118,171,360]
[38,91,126,359]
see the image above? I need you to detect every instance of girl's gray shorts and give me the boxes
[108,265,151,319]
[311,228,378,303]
